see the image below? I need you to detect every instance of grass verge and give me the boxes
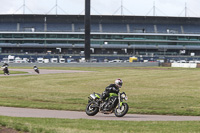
[0,116,200,133]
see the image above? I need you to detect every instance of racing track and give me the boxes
[0,69,200,121]
[0,107,200,121]
[0,69,92,76]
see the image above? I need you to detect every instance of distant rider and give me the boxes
[2,63,9,75]
[100,79,123,111]
[33,65,38,69]
[33,65,39,74]
[2,63,9,67]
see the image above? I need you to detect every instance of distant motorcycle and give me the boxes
[33,66,39,74]
[86,91,129,117]
[2,66,9,75]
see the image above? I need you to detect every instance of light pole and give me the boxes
[85,0,91,61]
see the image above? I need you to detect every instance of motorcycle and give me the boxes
[86,91,129,117]
[2,66,9,75]
[34,67,40,74]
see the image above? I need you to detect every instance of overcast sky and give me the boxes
[0,0,200,17]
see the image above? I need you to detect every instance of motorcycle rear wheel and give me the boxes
[85,102,99,116]
[114,103,129,117]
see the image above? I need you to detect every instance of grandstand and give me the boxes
[0,14,200,59]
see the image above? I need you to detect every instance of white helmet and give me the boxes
[115,79,123,88]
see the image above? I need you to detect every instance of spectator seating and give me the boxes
[0,21,200,34]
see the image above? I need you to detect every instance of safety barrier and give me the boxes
[162,63,199,68]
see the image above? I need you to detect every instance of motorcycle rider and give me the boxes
[2,63,9,67]
[33,65,39,74]
[100,79,123,111]
[2,63,9,75]
[33,65,37,69]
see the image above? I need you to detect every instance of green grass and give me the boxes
[0,116,200,133]
[0,67,200,116]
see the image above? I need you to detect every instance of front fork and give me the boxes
[118,93,121,109]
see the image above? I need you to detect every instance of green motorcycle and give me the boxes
[85,91,129,117]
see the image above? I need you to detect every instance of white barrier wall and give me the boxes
[171,63,197,68]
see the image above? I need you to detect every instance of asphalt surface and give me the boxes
[0,69,92,76]
[1,107,200,121]
[1,69,200,121]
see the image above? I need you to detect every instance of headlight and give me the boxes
[121,93,126,99]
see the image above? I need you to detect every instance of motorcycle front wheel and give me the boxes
[114,103,129,117]
[85,102,99,116]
